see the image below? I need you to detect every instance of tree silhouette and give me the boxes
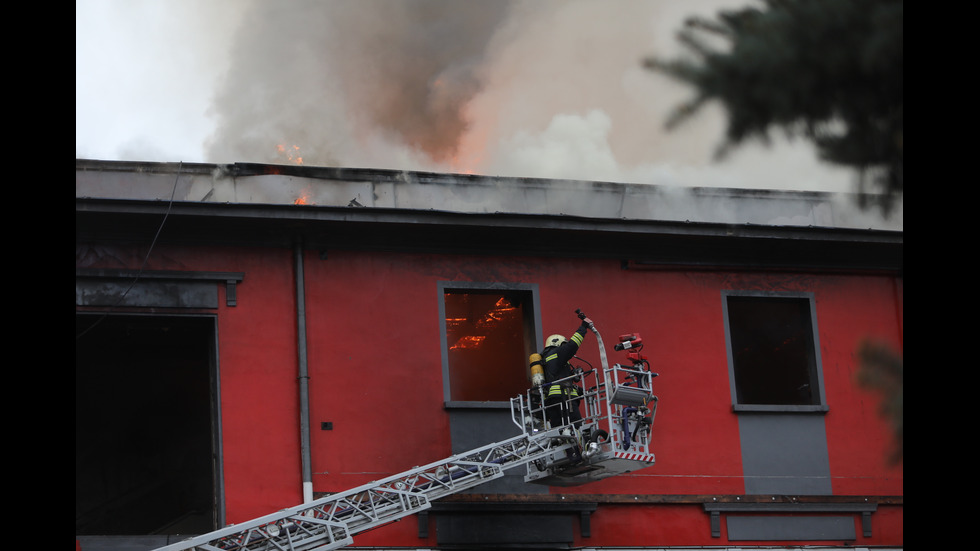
[856,339,903,465]
[647,1,903,464]
[646,0,903,209]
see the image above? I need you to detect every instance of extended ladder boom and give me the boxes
[155,427,580,551]
[155,312,659,551]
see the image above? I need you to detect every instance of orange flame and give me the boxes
[276,144,304,165]
[294,187,313,205]
[451,155,477,175]
[450,335,486,350]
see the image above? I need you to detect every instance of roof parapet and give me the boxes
[75,159,902,231]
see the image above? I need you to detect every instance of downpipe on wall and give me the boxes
[294,240,314,504]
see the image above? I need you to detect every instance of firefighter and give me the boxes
[542,314,593,431]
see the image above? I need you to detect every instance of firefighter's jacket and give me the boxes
[543,322,590,398]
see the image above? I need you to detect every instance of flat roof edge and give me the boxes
[75,159,903,232]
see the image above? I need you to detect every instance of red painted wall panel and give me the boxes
[292,252,901,546]
[308,252,902,543]
[303,251,456,492]
[83,243,902,545]
[298,253,904,499]
[815,275,904,496]
[212,247,305,523]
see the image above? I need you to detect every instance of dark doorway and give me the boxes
[75,313,217,536]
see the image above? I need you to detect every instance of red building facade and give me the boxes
[76,160,903,550]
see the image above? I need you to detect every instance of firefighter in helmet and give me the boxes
[540,314,593,431]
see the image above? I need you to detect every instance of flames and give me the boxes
[276,144,304,165]
[450,335,487,350]
[273,144,314,205]
[274,139,481,204]
[451,155,477,175]
[294,191,312,205]
[447,297,518,350]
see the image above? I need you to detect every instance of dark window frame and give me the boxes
[721,290,828,413]
[438,281,541,408]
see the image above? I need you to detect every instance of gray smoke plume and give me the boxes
[205,0,512,170]
[202,0,863,197]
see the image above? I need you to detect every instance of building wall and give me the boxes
[300,250,903,488]
[77,240,903,547]
[208,246,307,522]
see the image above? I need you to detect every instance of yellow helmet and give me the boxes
[545,334,567,348]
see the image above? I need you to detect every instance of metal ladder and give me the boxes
[153,427,580,551]
[154,314,658,551]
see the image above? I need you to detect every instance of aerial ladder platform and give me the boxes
[154,311,658,551]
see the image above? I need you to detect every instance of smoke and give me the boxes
[205,0,512,170]
[202,0,858,194]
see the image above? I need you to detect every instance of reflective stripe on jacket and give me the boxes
[547,383,580,397]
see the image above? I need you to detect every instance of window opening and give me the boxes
[723,292,826,411]
[442,285,538,403]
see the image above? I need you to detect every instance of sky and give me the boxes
[76,0,860,194]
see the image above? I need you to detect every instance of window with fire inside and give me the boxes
[440,283,539,404]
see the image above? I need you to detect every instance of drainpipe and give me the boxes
[294,241,314,504]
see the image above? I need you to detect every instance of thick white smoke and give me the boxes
[201,0,858,194]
